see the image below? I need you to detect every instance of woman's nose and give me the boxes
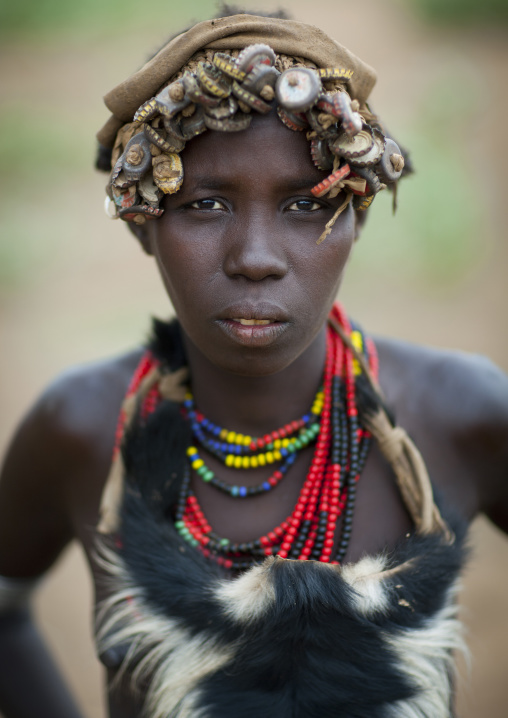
[222,212,289,281]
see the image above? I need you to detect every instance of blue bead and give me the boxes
[263,482,271,491]
[302,414,310,423]
[239,487,247,497]
[280,448,288,457]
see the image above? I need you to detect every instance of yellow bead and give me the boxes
[226,455,235,467]
[258,454,266,466]
[185,391,193,401]
[266,451,274,464]
[282,438,290,448]
[235,433,244,445]
[227,431,236,443]
[234,456,243,469]
[250,456,259,468]
[242,457,250,469]
[273,450,282,461]
[186,446,197,456]
[243,435,252,446]
[191,459,204,470]
[351,330,363,352]
[220,429,228,440]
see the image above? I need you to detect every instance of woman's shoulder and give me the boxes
[30,348,145,506]
[375,336,508,427]
[374,336,508,529]
[0,348,144,575]
[35,348,144,445]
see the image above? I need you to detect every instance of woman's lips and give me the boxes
[233,318,271,326]
[215,317,289,347]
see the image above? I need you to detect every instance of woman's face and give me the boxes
[143,111,358,377]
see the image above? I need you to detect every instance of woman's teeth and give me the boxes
[234,318,271,326]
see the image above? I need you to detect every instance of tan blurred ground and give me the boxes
[0,1,507,716]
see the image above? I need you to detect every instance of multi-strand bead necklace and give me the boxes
[182,387,324,497]
[172,304,375,570]
[112,304,376,572]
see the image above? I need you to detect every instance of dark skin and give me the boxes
[0,111,507,717]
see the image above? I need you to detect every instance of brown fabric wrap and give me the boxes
[97,14,377,147]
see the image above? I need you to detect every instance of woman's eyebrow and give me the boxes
[187,177,237,191]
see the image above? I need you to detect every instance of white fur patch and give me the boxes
[341,555,390,615]
[214,560,276,623]
[385,581,466,718]
[95,545,233,718]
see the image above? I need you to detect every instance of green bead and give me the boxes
[219,538,229,547]
[203,470,214,482]
[175,520,185,529]
[294,439,303,450]
[197,465,207,476]
[287,443,296,453]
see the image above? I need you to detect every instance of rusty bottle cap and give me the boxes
[276,68,321,113]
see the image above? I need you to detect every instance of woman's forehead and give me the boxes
[180,111,322,185]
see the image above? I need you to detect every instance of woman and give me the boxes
[0,10,507,718]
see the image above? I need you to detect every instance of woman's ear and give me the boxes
[353,208,368,242]
[127,220,154,255]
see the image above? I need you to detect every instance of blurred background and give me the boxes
[0,0,507,715]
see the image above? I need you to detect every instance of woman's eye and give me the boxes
[287,199,322,212]
[189,199,224,210]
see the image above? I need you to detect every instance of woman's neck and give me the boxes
[182,325,327,435]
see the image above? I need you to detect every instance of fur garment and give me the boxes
[95,319,468,718]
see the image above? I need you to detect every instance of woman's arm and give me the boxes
[0,352,139,718]
[455,354,508,534]
[0,394,87,717]
[0,607,85,718]
[0,352,137,718]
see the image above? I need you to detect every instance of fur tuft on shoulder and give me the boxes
[147,317,187,371]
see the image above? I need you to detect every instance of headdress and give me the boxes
[97,14,408,237]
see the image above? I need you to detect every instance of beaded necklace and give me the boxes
[183,386,323,497]
[112,304,377,572]
[173,304,375,571]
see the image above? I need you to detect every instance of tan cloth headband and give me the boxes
[97,13,377,147]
